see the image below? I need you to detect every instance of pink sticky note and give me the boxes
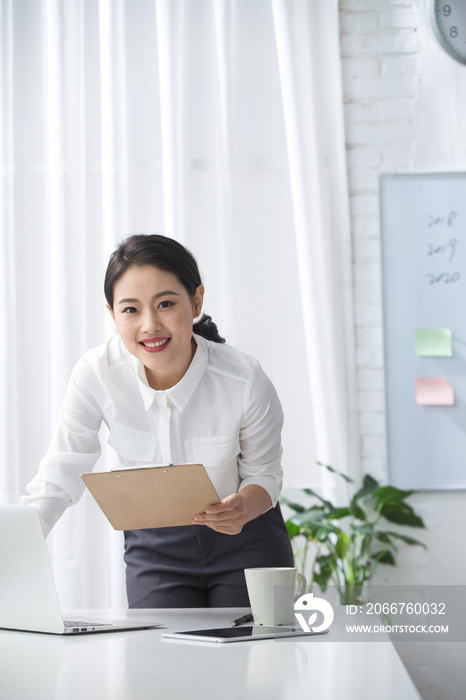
[415,378,455,406]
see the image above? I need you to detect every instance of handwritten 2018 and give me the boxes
[427,211,457,227]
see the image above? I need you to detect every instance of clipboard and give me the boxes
[81,463,221,530]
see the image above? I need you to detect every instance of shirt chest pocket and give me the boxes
[184,434,240,469]
[107,426,157,463]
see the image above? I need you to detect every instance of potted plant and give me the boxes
[280,463,427,605]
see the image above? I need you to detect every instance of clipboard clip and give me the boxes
[110,463,173,472]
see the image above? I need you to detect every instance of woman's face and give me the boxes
[108,265,204,390]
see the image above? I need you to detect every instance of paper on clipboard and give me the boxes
[81,463,221,530]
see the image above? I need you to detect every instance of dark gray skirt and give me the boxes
[124,503,294,608]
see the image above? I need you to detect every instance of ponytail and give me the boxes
[193,314,225,344]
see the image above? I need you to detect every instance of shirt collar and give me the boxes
[130,334,209,412]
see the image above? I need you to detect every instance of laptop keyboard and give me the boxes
[64,620,113,627]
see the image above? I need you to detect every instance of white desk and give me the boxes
[0,607,421,700]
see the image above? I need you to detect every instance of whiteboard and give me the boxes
[380,173,466,490]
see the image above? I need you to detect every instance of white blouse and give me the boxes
[20,334,284,536]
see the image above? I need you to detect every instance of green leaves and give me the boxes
[334,530,350,560]
[353,474,379,500]
[317,462,354,484]
[382,531,426,547]
[372,485,414,503]
[380,503,425,528]
[285,520,300,539]
[283,463,427,602]
[349,497,366,521]
[287,509,337,543]
[312,554,335,590]
[302,487,338,514]
[372,549,396,565]
[279,496,306,514]
[331,507,351,520]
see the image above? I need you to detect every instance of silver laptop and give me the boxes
[0,505,159,635]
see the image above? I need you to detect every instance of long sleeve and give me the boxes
[19,358,104,535]
[237,362,284,507]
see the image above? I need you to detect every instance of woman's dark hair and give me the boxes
[104,234,225,343]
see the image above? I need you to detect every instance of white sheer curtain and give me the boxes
[271,0,358,500]
[0,0,357,609]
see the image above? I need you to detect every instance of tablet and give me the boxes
[161,626,329,643]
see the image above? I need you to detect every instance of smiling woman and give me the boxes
[20,234,294,608]
[109,265,204,390]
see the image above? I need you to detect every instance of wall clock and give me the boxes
[429,1,466,65]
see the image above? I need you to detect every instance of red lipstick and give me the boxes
[138,337,171,353]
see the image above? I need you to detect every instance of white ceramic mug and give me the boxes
[244,567,307,626]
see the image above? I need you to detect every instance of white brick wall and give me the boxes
[339,0,420,481]
[333,8,466,696]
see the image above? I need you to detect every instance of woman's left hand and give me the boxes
[193,493,248,535]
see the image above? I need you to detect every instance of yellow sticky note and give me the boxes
[415,329,452,357]
[415,378,455,406]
